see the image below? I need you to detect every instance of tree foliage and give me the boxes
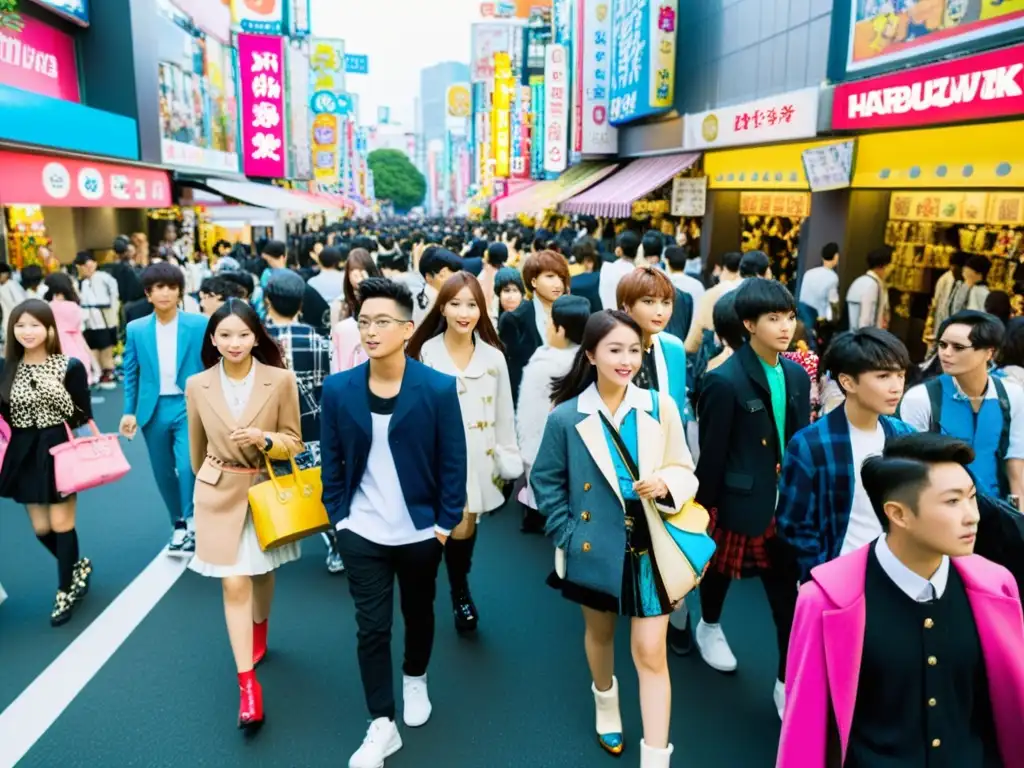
[367,149,426,213]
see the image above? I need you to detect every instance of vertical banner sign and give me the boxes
[576,0,617,154]
[238,34,287,178]
[492,52,513,178]
[610,0,676,125]
[471,23,513,82]
[309,38,346,186]
[287,0,311,36]
[287,40,312,179]
[531,80,545,179]
[231,0,284,34]
[509,84,525,179]
[345,117,356,196]
[543,44,568,174]
[516,85,533,181]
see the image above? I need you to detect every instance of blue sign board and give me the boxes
[29,0,89,25]
[609,0,675,126]
[310,91,352,115]
[344,54,369,75]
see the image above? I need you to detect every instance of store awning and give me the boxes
[560,154,699,218]
[204,205,278,227]
[203,178,344,214]
[493,162,619,221]
[705,140,845,190]
[492,180,541,221]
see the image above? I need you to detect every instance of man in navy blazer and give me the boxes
[320,277,466,768]
[119,263,207,555]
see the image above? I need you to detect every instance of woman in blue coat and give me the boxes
[531,310,699,768]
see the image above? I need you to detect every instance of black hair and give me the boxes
[355,277,414,319]
[213,239,232,254]
[551,295,591,346]
[937,309,1005,351]
[551,310,642,406]
[113,237,130,257]
[616,231,641,260]
[866,246,893,270]
[572,237,601,270]
[984,290,1011,325]
[263,280,304,319]
[44,272,79,303]
[712,291,746,350]
[493,266,525,297]
[141,262,185,295]
[74,251,96,266]
[218,270,254,298]
[733,278,796,323]
[261,240,287,260]
[965,254,992,280]
[0,299,62,404]
[486,242,509,268]
[319,246,343,270]
[721,251,742,273]
[0,263,11,275]
[739,250,770,278]
[823,328,910,394]
[199,275,244,301]
[419,248,462,279]
[664,245,688,272]
[641,230,664,259]
[861,433,975,532]
[377,250,410,273]
[822,242,840,262]
[20,264,44,290]
[1000,317,1024,368]
[201,299,285,369]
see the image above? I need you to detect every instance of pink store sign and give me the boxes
[0,14,80,102]
[238,33,287,179]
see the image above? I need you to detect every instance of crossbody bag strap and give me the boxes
[598,412,641,483]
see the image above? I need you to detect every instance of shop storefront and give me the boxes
[491,161,618,222]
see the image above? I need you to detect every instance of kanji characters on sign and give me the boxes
[238,34,288,178]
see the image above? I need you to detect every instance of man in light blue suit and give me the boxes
[118,263,208,556]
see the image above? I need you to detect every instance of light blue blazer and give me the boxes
[123,311,208,428]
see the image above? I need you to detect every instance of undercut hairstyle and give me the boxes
[822,242,839,263]
[141,262,185,295]
[551,295,591,346]
[615,265,674,309]
[866,246,893,270]
[937,309,1005,351]
[733,278,796,323]
[616,230,641,260]
[355,277,414,319]
[712,292,746,351]
[664,245,688,272]
[522,250,571,293]
[641,230,664,259]
[721,251,743,273]
[823,328,911,394]
[861,433,975,532]
[739,250,771,278]
[319,246,343,270]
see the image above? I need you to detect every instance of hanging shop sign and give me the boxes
[531,79,545,179]
[310,38,346,93]
[544,44,568,173]
[670,176,706,217]
[0,150,171,208]
[286,40,311,180]
[609,0,677,125]
[287,0,310,37]
[238,33,287,178]
[471,22,512,82]
[738,191,811,219]
[492,52,513,178]
[834,43,1024,132]
[845,1,1024,75]
[309,38,344,185]
[29,0,88,26]
[447,82,472,118]
[231,0,283,35]
[574,0,617,154]
[684,87,819,151]
[0,14,80,102]
[344,53,369,74]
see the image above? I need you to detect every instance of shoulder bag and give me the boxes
[249,453,330,550]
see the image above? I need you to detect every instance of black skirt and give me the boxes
[547,499,673,617]
[0,425,74,505]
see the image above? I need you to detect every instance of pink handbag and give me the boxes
[0,415,10,469]
[49,420,130,496]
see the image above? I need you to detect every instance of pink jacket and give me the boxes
[778,546,1024,768]
[330,317,367,374]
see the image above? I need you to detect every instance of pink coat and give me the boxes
[50,301,98,384]
[330,317,367,374]
[778,545,1024,768]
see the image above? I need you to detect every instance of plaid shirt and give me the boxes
[776,406,916,581]
[267,321,332,443]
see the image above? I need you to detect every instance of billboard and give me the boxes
[609,0,677,125]
[237,33,287,178]
[574,0,617,154]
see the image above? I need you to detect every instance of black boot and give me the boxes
[520,504,545,534]
[445,532,479,634]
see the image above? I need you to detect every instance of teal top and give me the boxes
[759,355,787,456]
[601,410,641,502]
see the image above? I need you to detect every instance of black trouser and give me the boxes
[336,529,444,720]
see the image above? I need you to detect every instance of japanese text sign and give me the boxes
[684,87,819,151]
[834,44,1024,131]
[472,23,512,82]
[231,0,283,35]
[575,0,617,154]
[609,0,676,125]
[493,52,513,178]
[670,176,706,217]
[544,43,568,173]
[0,14,80,102]
[344,54,369,74]
[238,33,287,178]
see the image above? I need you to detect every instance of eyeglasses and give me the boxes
[356,316,410,331]
[937,340,974,353]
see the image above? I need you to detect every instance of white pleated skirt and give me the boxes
[189,512,301,578]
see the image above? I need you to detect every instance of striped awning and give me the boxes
[560,153,700,218]
[492,162,619,221]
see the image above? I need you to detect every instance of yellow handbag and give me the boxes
[249,454,330,551]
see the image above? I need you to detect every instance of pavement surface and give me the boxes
[0,390,783,768]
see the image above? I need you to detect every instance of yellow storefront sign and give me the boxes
[492,52,513,179]
[705,140,847,190]
[739,192,811,219]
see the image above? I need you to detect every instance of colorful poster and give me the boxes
[29,0,89,26]
[237,33,287,178]
[471,23,512,82]
[847,1,1024,73]
[575,0,617,154]
[287,40,311,179]
[609,0,677,125]
[378,106,390,124]
[683,87,820,151]
[0,15,80,102]
[231,0,283,35]
[543,44,568,173]
[492,52,513,178]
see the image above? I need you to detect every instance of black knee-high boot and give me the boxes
[55,529,79,593]
[36,531,58,558]
[445,531,479,634]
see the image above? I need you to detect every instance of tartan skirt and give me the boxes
[706,507,777,580]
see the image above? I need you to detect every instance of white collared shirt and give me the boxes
[875,535,949,601]
[577,382,653,430]
[155,313,182,396]
[532,295,549,346]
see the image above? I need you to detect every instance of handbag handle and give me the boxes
[260,451,315,504]
[63,419,103,442]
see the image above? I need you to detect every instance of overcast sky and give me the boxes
[310,0,476,129]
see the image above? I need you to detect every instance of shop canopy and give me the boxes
[560,153,699,218]
[203,178,345,215]
[492,162,619,221]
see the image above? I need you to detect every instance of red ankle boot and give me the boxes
[237,670,264,730]
[253,619,268,667]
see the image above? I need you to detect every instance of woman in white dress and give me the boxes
[407,271,522,633]
[184,299,303,730]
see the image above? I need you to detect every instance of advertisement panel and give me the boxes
[493,52,513,178]
[344,53,369,74]
[309,38,345,185]
[574,0,617,154]
[544,43,568,173]
[471,23,512,82]
[846,1,1024,74]
[683,87,820,151]
[531,80,545,178]
[231,0,283,34]
[833,43,1024,131]
[237,33,287,178]
[609,0,677,125]
[0,15,80,102]
[286,40,311,179]
[447,83,472,117]
[28,0,88,26]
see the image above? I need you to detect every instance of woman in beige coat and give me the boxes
[185,299,303,731]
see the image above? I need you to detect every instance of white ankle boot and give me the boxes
[640,739,674,767]
[592,676,624,755]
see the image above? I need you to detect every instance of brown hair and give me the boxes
[0,299,63,404]
[342,247,382,318]
[615,265,674,309]
[407,271,504,359]
[522,250,570,296]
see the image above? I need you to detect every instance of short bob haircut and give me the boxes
[141,262,185,294]
[615,265,674,309]
[522,250,570,294]
[734,278,797,323]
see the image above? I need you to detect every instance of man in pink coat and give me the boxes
[778,433,1024,768]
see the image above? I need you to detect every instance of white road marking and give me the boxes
[0,552,188,768]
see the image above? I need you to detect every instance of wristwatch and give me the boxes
[262,435,273,453]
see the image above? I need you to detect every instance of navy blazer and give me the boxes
[320,358,468,533]
[570,271,602,314]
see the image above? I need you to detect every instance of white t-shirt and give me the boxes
[155,313,181,396]
[798,267,840,321]
[840,420,886,555]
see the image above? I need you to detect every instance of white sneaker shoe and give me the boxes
[349,717,402,768]
[773,679,786,720]
[402,674,432,727]
[695,619,738,673]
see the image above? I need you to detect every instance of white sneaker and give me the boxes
[695,619,738,673]
[348,717,402,768]
[402,674,432,727]
[773,679,786,720]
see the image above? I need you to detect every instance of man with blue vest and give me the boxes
[899,310,1024,508]
[119,263,208,555]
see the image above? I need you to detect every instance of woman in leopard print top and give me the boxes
[0,299,92,627]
